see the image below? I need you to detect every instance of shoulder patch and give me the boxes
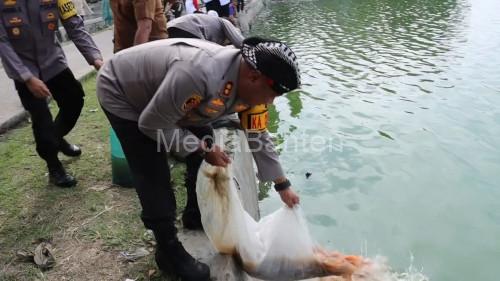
[240,104,268,132]
[233,103,249,112]
[8,16,23,26]
[4,0,16,7]
[46,12,56,20]
[204,107,220,115]
[182,94,202,112]
[57,0,77,20]
[210,98,225,108]
[11,27,20,36]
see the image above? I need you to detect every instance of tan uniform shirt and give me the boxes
[110,0,167,53]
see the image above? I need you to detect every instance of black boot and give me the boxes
[59,138,81,157]
[48,165,77,187]
[155,239,210,281]
[144,216,209,280]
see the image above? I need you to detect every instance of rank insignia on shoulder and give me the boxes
[210,98,225,108]
[234,103,249,112]
[57,0,77,20]
[4,0,16,7]
[240,104,268,132]
[205,107,219,115]
[220,81,233,97]
[11,27,20,36]
[182,111,202,122]
[182,94,202,112]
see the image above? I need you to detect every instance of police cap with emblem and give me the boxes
[241,37,301,95]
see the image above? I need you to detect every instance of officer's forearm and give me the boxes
[247,131,286,181]
[63,16,102,64]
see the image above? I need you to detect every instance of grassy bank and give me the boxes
[0,73,185,281]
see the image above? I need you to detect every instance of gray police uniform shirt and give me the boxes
[97,38,285,182]
[0,0,102,82]
[167,13,244,48]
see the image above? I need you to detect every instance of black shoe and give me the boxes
[182,207,203,230]
[59,139,81,157]
[49,167,77,188]
[155,240,210,281]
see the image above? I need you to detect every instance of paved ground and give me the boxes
[0,28,114,133]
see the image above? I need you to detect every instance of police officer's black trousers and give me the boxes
[103,109,178,240]
[14,68,84,170]
[103,109,213,239]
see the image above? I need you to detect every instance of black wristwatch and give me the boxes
[274,179,291,191]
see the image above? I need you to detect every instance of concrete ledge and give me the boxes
[0,110,28,134]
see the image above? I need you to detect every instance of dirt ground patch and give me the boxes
[2,240,126,281]
[49,240,125,281]
[1,238,175,281]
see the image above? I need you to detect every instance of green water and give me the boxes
[251,0,500,280]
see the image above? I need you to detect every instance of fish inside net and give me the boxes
[196,162,428,281]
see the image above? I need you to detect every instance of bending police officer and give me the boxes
[96,37,301,280]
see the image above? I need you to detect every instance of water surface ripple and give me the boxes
[251,1,500,280]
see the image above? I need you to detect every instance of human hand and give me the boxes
[204,144,231,167]
[26,77,51,99]
[93,59,104,70]
[278,187,300,208]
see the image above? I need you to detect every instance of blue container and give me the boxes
[110,128,134,187]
